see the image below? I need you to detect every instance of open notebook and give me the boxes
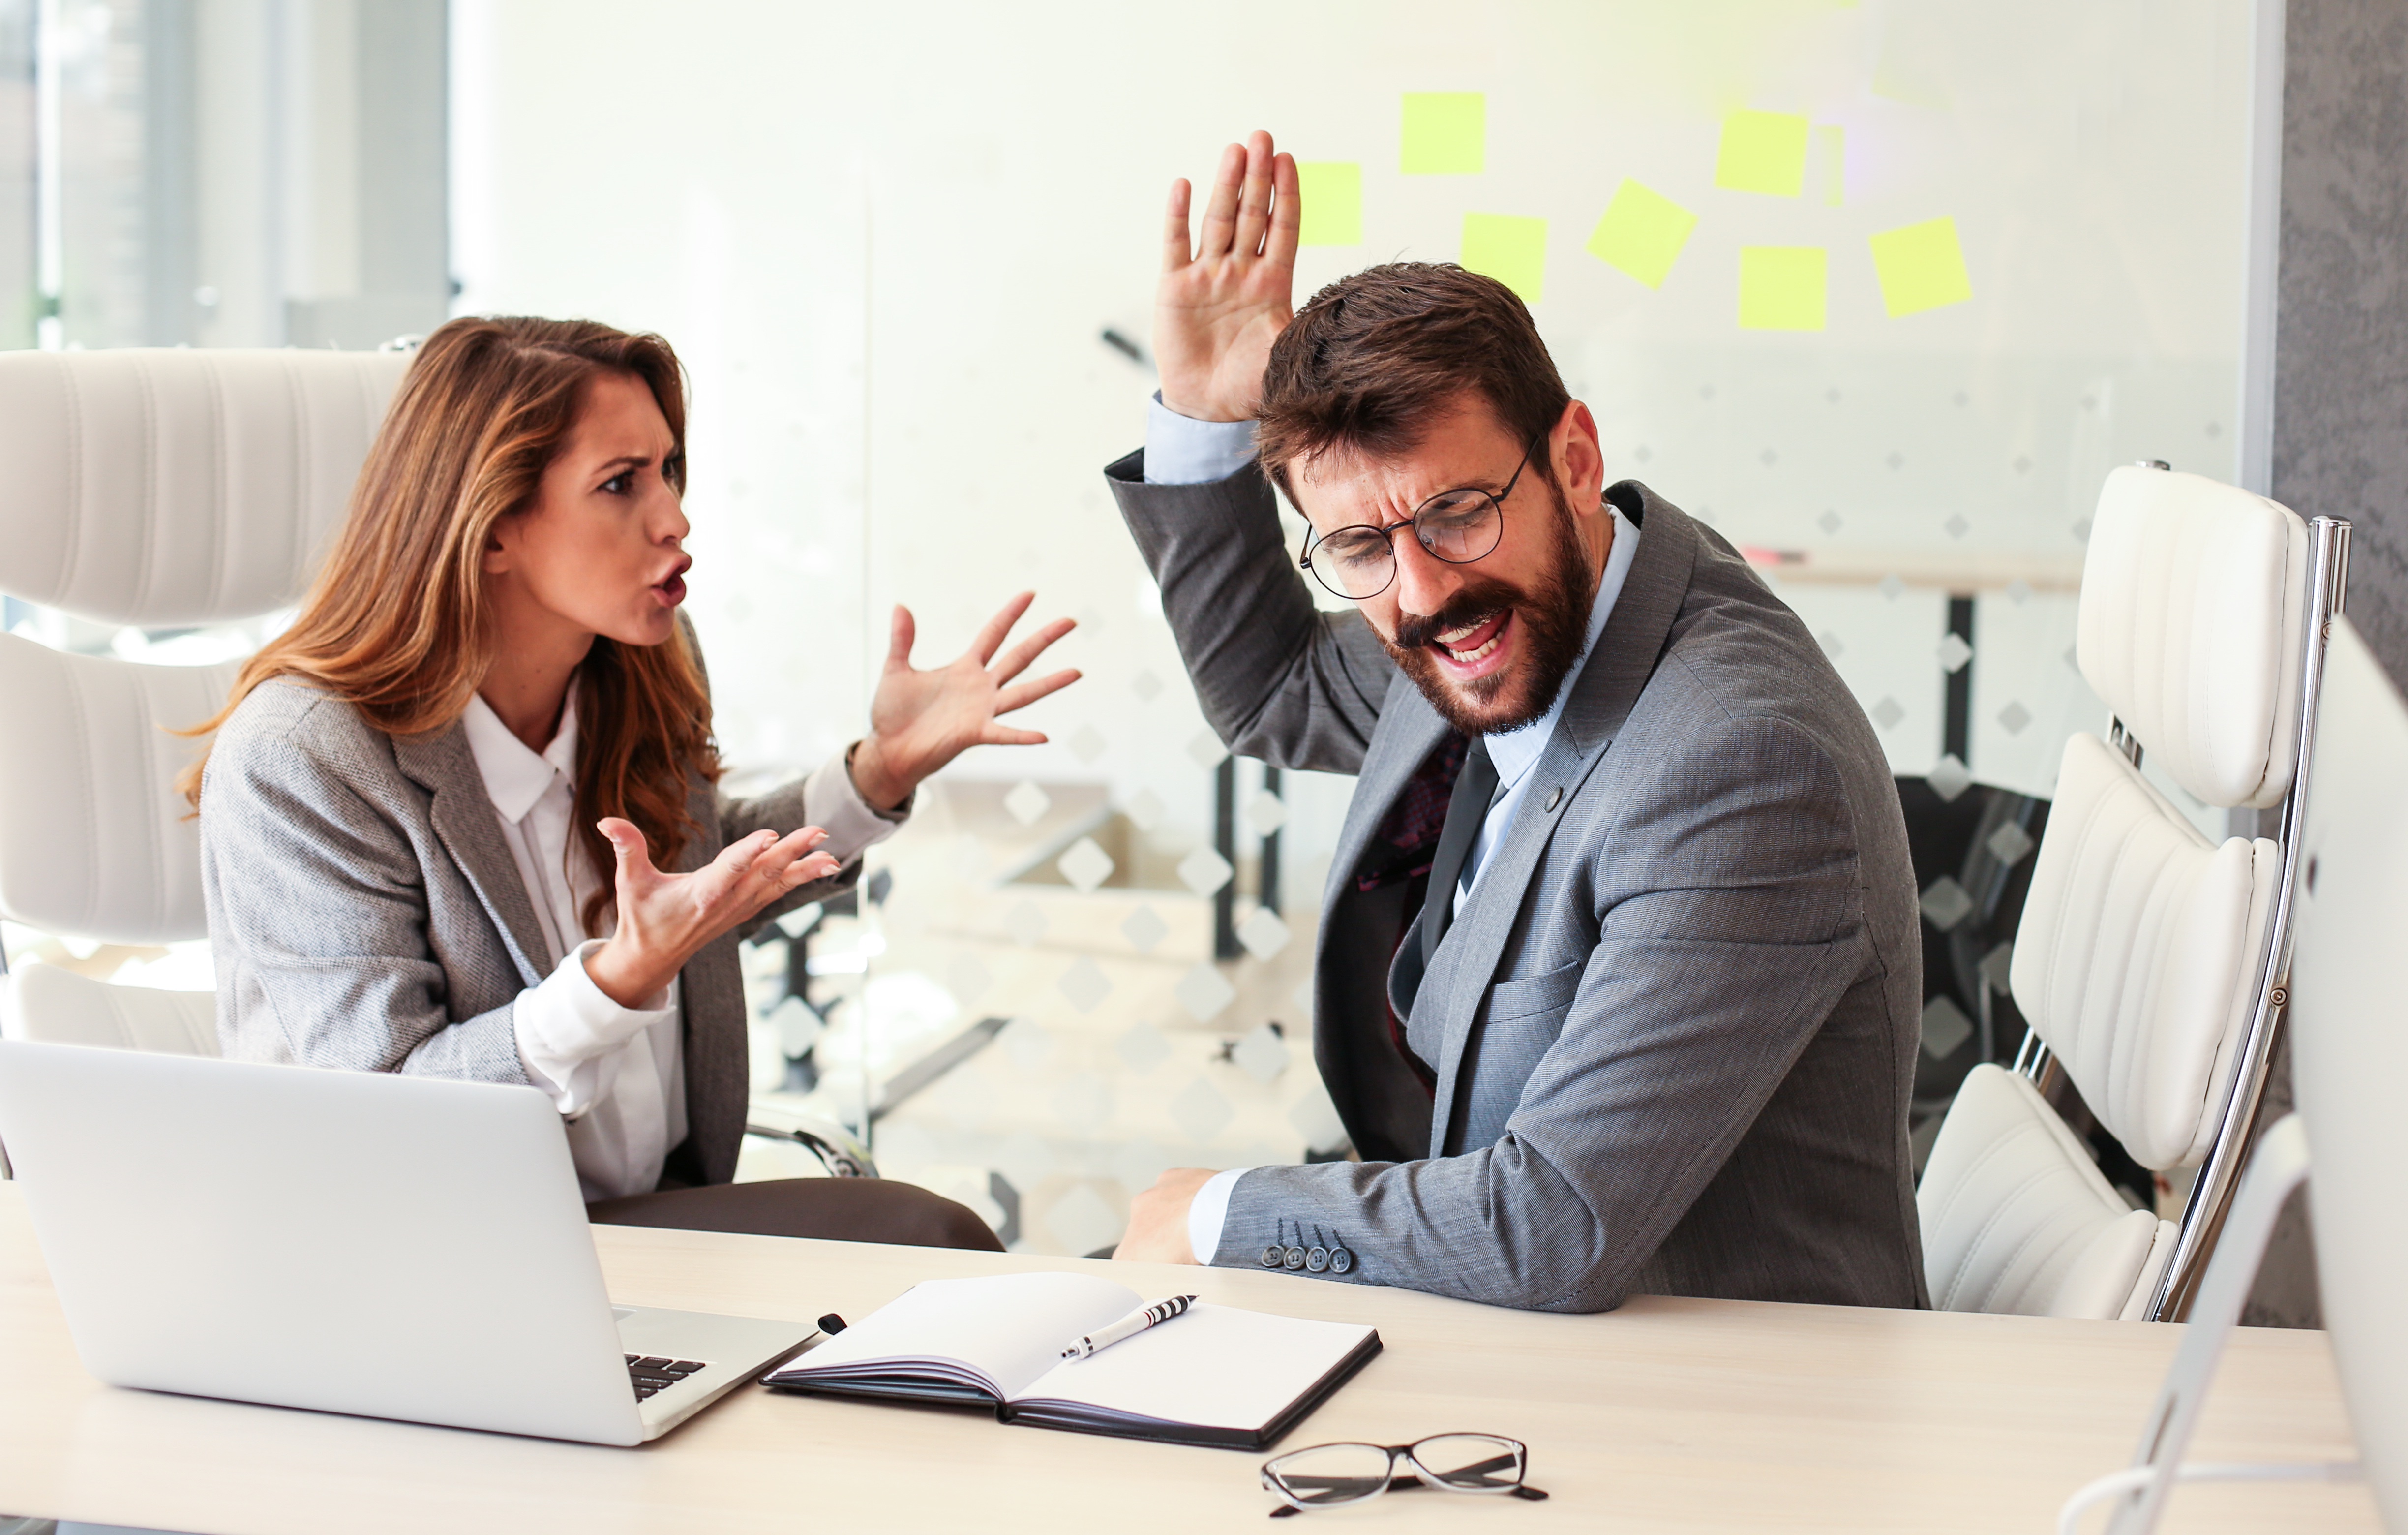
[765,1271,1381,1450]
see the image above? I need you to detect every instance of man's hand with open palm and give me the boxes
[1156,129,1301,423]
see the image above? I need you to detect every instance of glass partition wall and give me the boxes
[451,0,2270,1251]
[3,1,2271,1258]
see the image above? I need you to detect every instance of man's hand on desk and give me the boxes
[1112,1167,1217,1263]
[1155,129,1298,423]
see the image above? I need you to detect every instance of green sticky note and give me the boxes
[1585,179,1698,289]
[1715,110,1810,197]
[1461,213,1548,303]
[1296,162,1362,246]
[1402,93,1484,174]
[1868,216,1972,316]
[1738,246,1826,330]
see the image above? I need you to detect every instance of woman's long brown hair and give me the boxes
[181,315,721,937]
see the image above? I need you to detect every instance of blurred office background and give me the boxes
[11,0,2403,1275]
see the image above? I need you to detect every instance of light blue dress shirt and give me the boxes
[1144,397,1640,1262]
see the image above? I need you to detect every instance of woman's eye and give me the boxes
[601,472,632,495]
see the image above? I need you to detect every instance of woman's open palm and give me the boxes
[852,592,1080,808]
[585,820,838,1008]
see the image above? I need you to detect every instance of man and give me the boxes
[1106,131,1926,1314]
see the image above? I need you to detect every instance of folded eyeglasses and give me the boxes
[1260,1432,1548,1516]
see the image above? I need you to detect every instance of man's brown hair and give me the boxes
[1255,262,1571,499]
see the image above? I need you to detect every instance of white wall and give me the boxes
[452,0,2259,870]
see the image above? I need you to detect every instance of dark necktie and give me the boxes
[1420,738,1500,967]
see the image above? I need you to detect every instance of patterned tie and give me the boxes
[1419,738,1500,968]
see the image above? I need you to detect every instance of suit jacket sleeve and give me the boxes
[203,702,528,1084]
[1106,449,1396,775]
[1211,698,1876,1312]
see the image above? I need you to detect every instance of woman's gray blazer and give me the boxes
[198,653,857,1190]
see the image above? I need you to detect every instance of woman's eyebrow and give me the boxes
[592,453,651,475]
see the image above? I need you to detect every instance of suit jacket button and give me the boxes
[1260,1246,1285,1268]
[1283,1246,1306,1270]
[1543,786,1563,811]
[1305,1246,1330,1272]
[1328,1247,1354,1274]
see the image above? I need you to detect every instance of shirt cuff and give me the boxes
[1144,391,1259,485]
[807,749,910,865]
[514,938,680,1119]
[1187,1166,1255,1263]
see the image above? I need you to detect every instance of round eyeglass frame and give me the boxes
[1296,438,1544,601]
[1258,1432,1546,1517]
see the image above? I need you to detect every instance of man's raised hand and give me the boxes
[1155,130,1299,423]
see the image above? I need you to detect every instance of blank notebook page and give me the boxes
[1014,1304,1373,1428]
[802,1272,1137,1398]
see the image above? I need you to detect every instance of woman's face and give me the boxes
[485,369,692,649]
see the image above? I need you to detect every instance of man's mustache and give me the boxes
[1391,582,1526,651]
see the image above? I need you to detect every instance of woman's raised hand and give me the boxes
[583,818,839,1009]
[846,591,1080,810]
[1156,129,1299,423]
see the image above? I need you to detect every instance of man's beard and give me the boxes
[1380,480,1595,737]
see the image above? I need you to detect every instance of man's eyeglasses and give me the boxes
[1259,1433,1549,1517]
[1297,439,1541,601]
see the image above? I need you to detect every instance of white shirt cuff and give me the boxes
[1144,392,1259,485]
[805,750,908,864]
[514,938,680,1119]
[1187,1166,1255,1263]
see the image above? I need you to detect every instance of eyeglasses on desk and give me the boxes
[1260,1432,1549,1516]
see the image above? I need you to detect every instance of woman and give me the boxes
[186,316,1075,1246]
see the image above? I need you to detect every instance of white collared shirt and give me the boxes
[1144,400,1639,1261]
[461,686,903,1202]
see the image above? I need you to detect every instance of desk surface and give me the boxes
[0,1186,2374,1535]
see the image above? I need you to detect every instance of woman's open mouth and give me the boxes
[654,558,692,606]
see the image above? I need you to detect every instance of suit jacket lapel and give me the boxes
[1423,491,1702,1153]
[392,725,553,989]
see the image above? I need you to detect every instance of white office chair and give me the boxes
[1918,463,2350,1321]
[0,347,412,1050]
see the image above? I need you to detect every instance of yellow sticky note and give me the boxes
[1715,110,1809,197]
[1868,216,1972,316]
[1739,246,1826,330]
[1402,93,1484,174]
[1295,162,1362,246]
[1585,179,1697,289]
[1814,124,1845,206]
[1461,213,1548,303]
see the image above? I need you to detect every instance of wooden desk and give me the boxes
[0,1187,2374,1534]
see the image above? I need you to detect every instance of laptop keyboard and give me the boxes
[626,1354,708,1401]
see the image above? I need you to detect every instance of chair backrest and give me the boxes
[0,348,410,949]
[2075,465,2309,812]
[1921,464,2348,1321]
[0,963,219,1055]
[0,347,412,624]
[2010,733,2279,1168]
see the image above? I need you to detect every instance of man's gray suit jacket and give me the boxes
[199,639,858,1191]
[1109,453,1928,1313]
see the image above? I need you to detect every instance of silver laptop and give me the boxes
[0,1040,813,1445]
